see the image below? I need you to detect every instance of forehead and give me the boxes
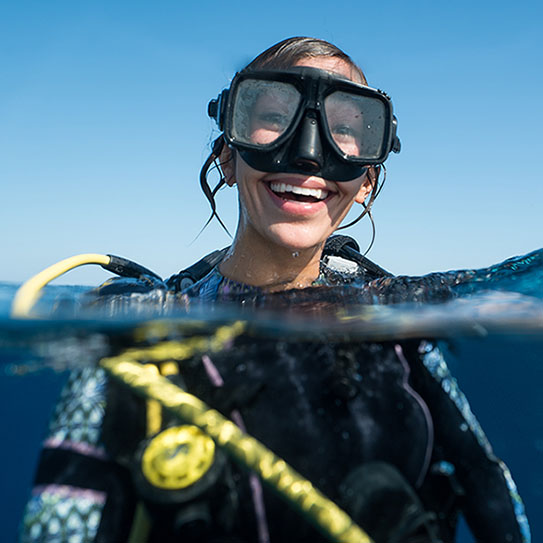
[293,56,361,83]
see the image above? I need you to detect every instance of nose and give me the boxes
[289,112,323,174]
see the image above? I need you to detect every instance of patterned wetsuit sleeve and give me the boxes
[412,341,531,543]
[20,367,138,542]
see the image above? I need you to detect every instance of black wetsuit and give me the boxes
[20,254,531,543]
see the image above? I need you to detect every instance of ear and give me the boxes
[354,167,377,204]
[220,145,236,186]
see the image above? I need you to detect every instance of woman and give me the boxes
[193,39,388,295]
[21,37,530,543]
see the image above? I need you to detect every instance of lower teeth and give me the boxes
[275,192,319,203]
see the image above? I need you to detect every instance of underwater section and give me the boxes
[1,249,542,542]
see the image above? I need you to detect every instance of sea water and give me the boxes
[1,250,542,542]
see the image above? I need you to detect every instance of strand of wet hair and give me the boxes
[197,136,232,237]
[338,164,386,254]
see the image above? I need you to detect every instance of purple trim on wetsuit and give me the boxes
[32,484,107,503]
[201,354,271,543]
[43,437,108,460]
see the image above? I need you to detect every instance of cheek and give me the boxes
[234,162,261,216]
[339,177,367,201]
[251,128,280,145]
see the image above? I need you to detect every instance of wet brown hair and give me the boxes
[199,36,384,246]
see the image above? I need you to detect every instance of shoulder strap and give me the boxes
[166,248,229,292]
[323,235,392,279]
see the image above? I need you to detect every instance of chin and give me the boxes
[267,224,329,253]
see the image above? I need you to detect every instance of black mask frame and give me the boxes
[208,66,401,182]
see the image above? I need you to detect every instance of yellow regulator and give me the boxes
[142,425,215,490]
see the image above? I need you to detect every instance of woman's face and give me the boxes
[224,56,373,253]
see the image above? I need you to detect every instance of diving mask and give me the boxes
[208,66,401,181]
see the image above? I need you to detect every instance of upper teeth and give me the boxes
[269,182,329,200]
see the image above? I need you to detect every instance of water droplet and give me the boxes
[460,423,468,432]
[292,251,299,258]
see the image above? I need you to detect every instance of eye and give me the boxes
[331,124,356,140]
[256,111,289,130]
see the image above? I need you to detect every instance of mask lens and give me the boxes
[324,91,387,160]
[231,79,301,147]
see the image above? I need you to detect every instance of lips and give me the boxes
[262,179,335,217]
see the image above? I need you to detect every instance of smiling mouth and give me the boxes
[268,182,330,203]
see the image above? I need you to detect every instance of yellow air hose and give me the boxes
[10,255,374,543]
[11,253,111,318]
[101,351,371,543]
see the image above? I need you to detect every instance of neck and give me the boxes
[219,227,324,291]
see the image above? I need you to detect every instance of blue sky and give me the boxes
[1,1,542,285]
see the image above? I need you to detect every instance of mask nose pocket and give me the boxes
[289,113,324,174]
